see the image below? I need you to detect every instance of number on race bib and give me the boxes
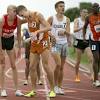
[91,45,96,50]
[94,24,100,33]
[74,40,78,46]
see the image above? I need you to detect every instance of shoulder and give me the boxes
[48,16,53,21]
[74,17,79,23]
[65,16,70,22]
[35,12,44,19]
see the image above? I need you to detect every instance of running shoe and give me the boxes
[48,90,56,98]
[24,80,28,85]
[93,80,100,87]
[54,86,59,94]
[38,80,43,85]
[58,87,64,95]
[1,90,7,97]
[15,90,24,96]
[75,75,80,82]
[24,90,36,97]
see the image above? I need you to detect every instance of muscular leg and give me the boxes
[0,50,5,91]
[58,56,66,87]
[25,58,30,81]
[85,47,93,80]
[6,49,18,90]
[37,58,43,85]
[29,52,40,91]
[41,49,54,90]
[75,48,82,81]
[92,51,99,82]
[25,42,30,81]
[52,52,61,86]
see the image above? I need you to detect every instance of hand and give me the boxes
[50,35,56,46]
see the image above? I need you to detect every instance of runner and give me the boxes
[73,9,93,82]
[48,1,71,95]
[23,28,43,85]
[0,5,26,97]
[17,5,56,98]
[83,3,100,87]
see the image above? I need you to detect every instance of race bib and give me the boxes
[91,45,96,50]
[74,39,78,46]
[94,24,100,33]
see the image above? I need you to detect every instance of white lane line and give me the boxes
[63,86,100,93]
[66,60,92,80]
[40,59,50,100]
[67,60,89,73]
[5,54,24,79]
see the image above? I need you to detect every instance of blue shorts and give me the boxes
[51,43,68,57]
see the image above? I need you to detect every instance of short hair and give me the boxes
[16,5,27,14]
[7,5,16,12]
[55,1,65,9]
[80,9,88,13]
[92,3,99,8]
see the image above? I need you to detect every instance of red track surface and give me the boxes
[0,51,100,100]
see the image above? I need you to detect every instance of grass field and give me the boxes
[68,47,90,69]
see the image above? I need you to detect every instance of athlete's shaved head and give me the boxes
[16,5,27,14]
[7,5,16,12]
[55,1,65,9]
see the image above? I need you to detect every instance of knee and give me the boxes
[60,66,64,71]
[42,60,48,65]
[0,59,5,65]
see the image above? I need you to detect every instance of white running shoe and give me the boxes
[93,80,100,87]
[58,88,64,95]
[24,80,28,85]
[1,90,7,97]
[38,80,43,85]
[54,86,59,94]
[15,90,24,96]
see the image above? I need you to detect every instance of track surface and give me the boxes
[0,51,100,100]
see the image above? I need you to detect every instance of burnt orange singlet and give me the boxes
[89,13,100,41]
[28,12,49,54]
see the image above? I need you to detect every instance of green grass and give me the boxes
[68,47,89,65]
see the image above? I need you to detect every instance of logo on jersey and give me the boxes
[3,29,15,33]
[53,23,66,29]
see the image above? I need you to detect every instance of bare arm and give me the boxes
[83,16,89,40]
[37,13,51,34]
[74,18,83,33]
[65,17,71,46]
[47,16,53,36]
[65,17,70,36]
[0,17,4,48]
[20,18,27,24]
[17,18,22,49]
